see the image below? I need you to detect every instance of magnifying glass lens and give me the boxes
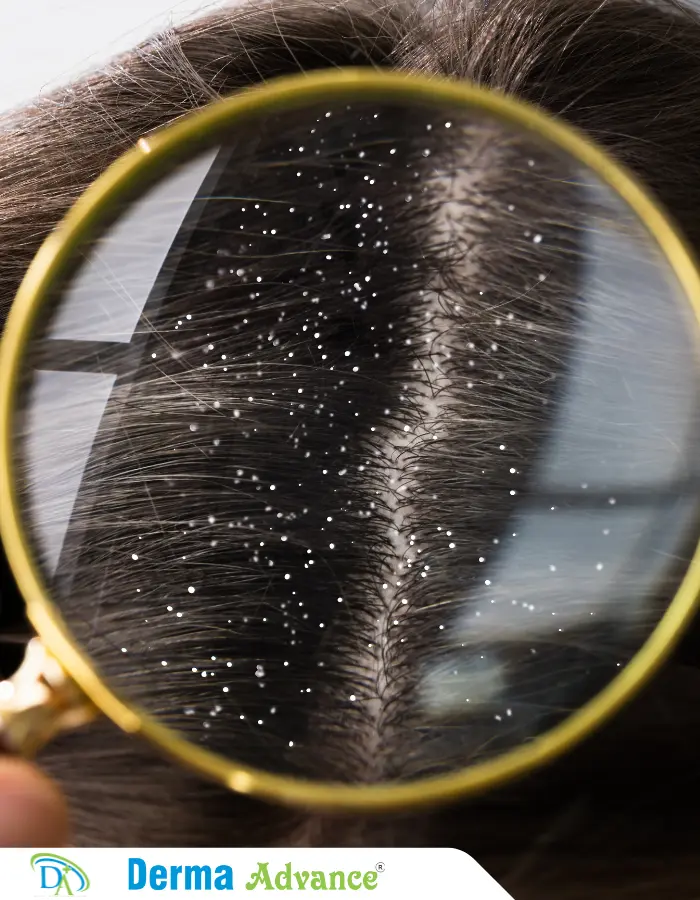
[9,93,700,785]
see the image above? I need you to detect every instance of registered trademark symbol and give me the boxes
[375,863,385,873]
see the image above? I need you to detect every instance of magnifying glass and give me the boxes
[2,68,700,813]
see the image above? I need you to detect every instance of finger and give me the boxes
[0,759,70,846]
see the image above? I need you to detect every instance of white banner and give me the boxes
[0,848,514,899]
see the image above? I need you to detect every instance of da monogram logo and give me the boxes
[30,853,90,895]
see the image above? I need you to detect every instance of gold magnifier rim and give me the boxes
[2,67,700,812]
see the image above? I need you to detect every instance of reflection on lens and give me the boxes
[8,91,700,785]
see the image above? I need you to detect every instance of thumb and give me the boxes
[0,758,70,846]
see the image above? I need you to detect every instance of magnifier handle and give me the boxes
[0,639,96,755]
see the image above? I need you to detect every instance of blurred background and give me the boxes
[0,0,226,112]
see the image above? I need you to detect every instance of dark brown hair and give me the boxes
[3,1,700,897]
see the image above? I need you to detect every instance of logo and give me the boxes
[31,854,90,895]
